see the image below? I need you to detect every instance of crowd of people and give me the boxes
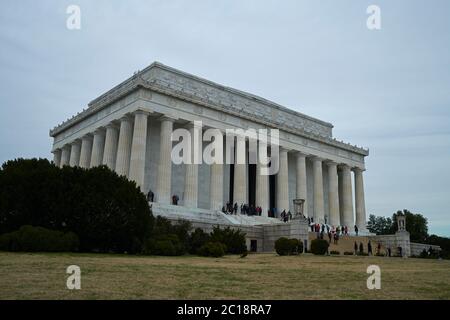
[308,218,363,245]
[221,202,265,216]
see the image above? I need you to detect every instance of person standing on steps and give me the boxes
[354,225,359,236]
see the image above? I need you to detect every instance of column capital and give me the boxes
[159,115,178,122]
[93,127,106,135]
[119,114,133,122]
[294,150,309,158]
[279,146,290,153]
[133,108,152,116]
[338,163,352,170]
[310,156,324,163]
[325,160,338,167]
[105,123,119,130]
[71,139,81,146]
[352,167,366,173]
[81,133,93,141]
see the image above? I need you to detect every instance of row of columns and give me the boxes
[52,111,366,230]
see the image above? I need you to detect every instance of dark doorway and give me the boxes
[248,163,256,207]
[250,240,257,252]
[269,170,276,216]
[229,163,234,204]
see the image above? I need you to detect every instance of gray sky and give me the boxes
[1,0,449,236]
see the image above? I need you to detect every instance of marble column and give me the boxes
[338,168,345,224]
[255,142,269,217]
[312,157,325,223]
[210,162,224,211]
[295,152,308,217]
[115,116,133,177]
[90,129,105,168]
[60,146,70,168]
[233,137,248,206]
[69,140,81,167]
[340,164,354,230]
[156,116,175,204]
[354,167,367,231]
[102,124,119,170]
[79,135,93,168]
[184,122,201,208]
[129,110,150,190]
[327,161,340,226]
[52,149,61,167]
[276,147,289,214]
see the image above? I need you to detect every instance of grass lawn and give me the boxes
[0,251,449,300]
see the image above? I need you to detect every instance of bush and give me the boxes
[0,159,152,253]
[143,234,185,256]
[344,251,354,255]
[310,239,329,255]
[198,242,226,257]
[0,225,79,252]
[189,228,210,254]
[330,250,340,255]
[210,226,247,254]
[275,237,303,256]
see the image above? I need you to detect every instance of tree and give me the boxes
[0,158,153,253]
[367,214,393,235]
[391,210,428,242]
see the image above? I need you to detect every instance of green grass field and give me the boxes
[0,251,449,300]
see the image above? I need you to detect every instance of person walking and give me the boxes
[147,190,154,202]
[354,225,359,236]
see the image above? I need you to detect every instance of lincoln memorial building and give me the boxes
[50,62,370,248]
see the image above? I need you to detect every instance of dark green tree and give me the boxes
[391,209,428,242]
[0,158,153,253]
[367,214,393,235]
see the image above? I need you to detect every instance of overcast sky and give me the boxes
[1,0,449,236]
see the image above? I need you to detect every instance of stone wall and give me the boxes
[410,242,441,256]
[370,231,411,257]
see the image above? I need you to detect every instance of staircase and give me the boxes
[151,202,284,226]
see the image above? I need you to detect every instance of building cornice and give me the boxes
[49,62,369,156]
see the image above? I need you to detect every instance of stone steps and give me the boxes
[150,202,284,226]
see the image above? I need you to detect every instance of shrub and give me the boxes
[143,234,185,256]
[330,250,340,255]
[198,242,226,257]
[189,228,210,254]
[275,237,303,256]
[275,237,291,256]
[310,239,329,255]
[0,159,152,253]
[0,225,79,252]
[344,251,354,255]
[210,226,247,254]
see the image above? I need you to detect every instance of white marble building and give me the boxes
[50,62,369,233]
